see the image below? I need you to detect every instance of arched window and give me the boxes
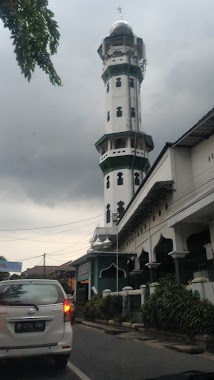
[106,204,111,224]
[117,107,122,117]
[107,111,110,122]
[116,77,121,87]
[131,107,136,118]
[130,78,134,88]
[107,83,110,93]
[117,201,125,218]
[117,172,123,185]
[135,172,140,186]
[106,176,110,189]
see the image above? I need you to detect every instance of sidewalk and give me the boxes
[75,317,213,355]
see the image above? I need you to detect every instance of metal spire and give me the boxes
[117,5,123,20]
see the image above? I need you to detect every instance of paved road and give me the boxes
[69,324,214,380]
[0,356,80,380]
[1,324,214,380]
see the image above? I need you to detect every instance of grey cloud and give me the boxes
[0,0,214,207]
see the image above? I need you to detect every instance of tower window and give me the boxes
[116,77,121,87]
[107,111,110,122]
[117,201,125,218]
[131,107,136,118]
[134,172,140,186]
[117,172,123,185]
[107,83,110,93]
[130,78,134,88]
[106,176,110,189]
[115,138,126,149]
[106,204,111,224]
[131,138,135,148]
[117,107,122,117]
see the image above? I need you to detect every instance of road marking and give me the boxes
[68,361,91,380]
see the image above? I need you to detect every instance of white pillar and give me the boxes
[103,289,111,298]
[140,284,146,305]
[149,282,159,296]
[191,277,209,301]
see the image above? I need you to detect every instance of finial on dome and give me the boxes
[117,6,123,20]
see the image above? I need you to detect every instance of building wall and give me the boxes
[191,134,214,179]
[119,139,214,271]
[120,198,174,264]
[104,56,142,135]
[168,136,214,228]
[119,149,173,231]
[104,168,137,223]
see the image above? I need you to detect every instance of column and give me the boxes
[168,250,188,282]
[145,262,160,283]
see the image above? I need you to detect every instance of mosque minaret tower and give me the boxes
[95,16,154,227]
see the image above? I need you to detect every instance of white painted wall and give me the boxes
[119,149,173,230]
[191,134,214,180]
[104,169,134,226]
[168,136,214,227]
[105,73,142,134]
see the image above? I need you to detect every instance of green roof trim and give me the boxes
[95,131,154,152]
[99,155,150,175]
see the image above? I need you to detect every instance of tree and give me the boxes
[0,0,61,85]
[10,274,21,280]
[0,256,10,281]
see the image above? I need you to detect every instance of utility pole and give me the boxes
[43,253,46,278]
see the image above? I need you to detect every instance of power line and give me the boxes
[0,212,104,232]
[46,245,89,259]
[0,220,102,243]
[20,254,44,262]
[12,230,94,262]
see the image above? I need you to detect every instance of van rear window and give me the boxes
[0,283,65,306]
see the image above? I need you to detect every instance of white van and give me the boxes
[0,279,73,369]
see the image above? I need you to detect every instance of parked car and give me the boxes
[0,279,73,369]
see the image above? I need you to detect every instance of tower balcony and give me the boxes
[100,147,147,164]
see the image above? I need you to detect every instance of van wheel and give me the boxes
[54,355,68,369]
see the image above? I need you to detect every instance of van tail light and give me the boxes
[63,299,72,322]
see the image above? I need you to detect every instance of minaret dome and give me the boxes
[110,20,133,36]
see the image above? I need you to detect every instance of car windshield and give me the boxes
[0,283,64,306]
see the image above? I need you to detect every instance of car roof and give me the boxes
[0,279,61,285]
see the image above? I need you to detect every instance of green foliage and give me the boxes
[84,294,105,321]
[0,0,61,85]
[141,275,214,337]
[0,256,10,281]
[84,294,123,322]
[9,274,21,280]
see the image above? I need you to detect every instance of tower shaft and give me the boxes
[96,21,154,227]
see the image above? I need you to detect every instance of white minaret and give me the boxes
[96,18,154,227]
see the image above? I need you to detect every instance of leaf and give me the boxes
[0,0,62,85]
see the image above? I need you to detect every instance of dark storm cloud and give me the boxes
[0,0,214,205]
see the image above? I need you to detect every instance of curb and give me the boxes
[168,344,204,354]
[75,319,214,355]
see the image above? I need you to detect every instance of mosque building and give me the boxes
[72,17,214,311]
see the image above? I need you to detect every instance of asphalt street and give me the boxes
[1,324,214,380]
[0,356,80,380]
[69,324,214,380]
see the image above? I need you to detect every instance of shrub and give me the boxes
[83,294,104,321]
[141,275,214,337]
[84,294,123,322]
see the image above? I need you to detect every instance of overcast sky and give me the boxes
[0,0,214,272]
